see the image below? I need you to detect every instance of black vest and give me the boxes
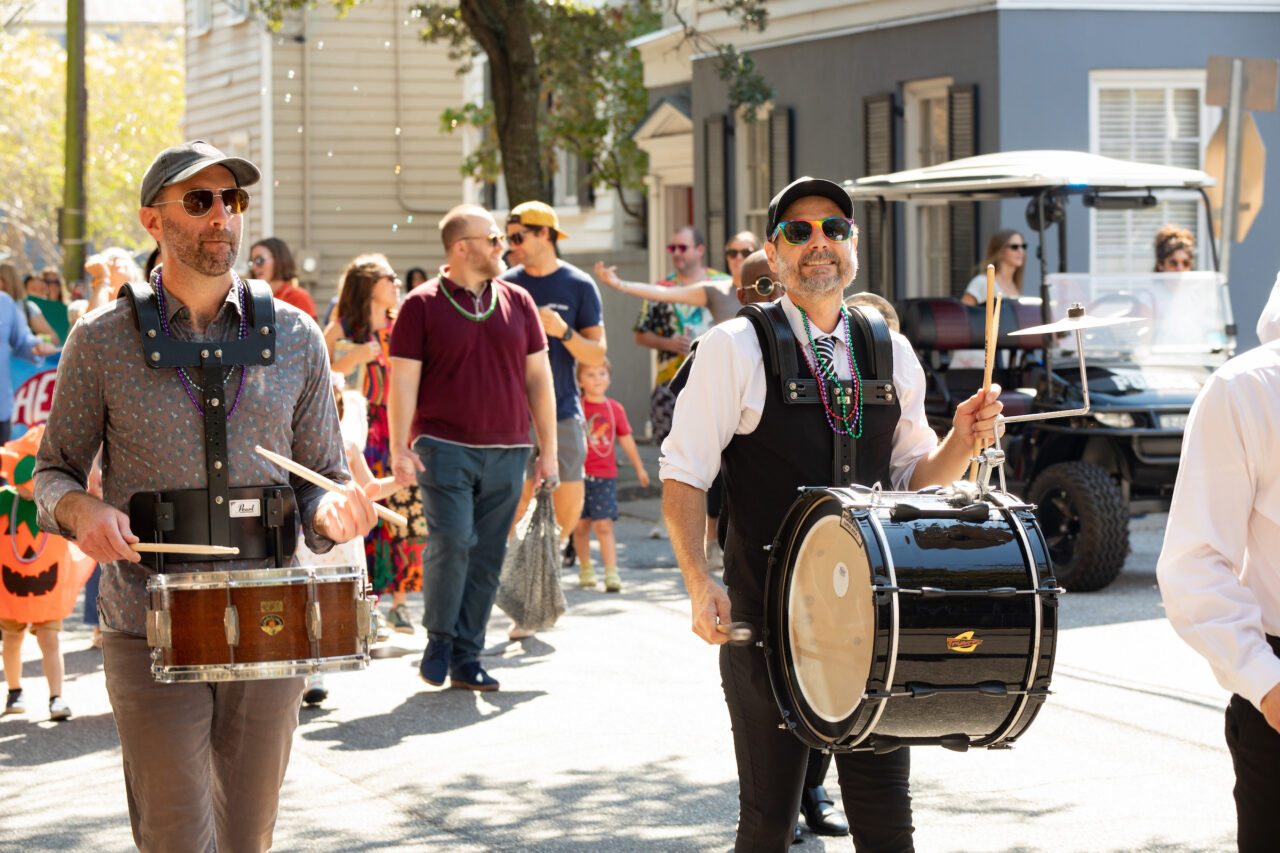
[719,302,901,613]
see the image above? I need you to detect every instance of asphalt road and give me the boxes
[0,493,1237,852]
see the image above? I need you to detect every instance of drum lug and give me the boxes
[224,605,240,647]
[357,599,374,643]
[146,609,172,649]
[306,601,322,641]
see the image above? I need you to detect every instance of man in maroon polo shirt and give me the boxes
[389,203,557,692]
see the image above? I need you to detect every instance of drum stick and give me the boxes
[253,445,408,528]
[969,265,998,481]
[716,621,755,646]
[133,543,241,556]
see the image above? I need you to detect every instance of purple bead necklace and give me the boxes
[153,268,248,420]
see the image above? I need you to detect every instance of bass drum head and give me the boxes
[787,513,875,725]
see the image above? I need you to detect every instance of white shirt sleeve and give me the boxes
[963,274,988,303]
[1157,359,1280,708]
[887,331,938,489]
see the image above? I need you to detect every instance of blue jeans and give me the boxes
[412,435,529,666]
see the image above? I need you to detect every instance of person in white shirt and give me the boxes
[1157,271,1280,853]
[660,177,1003,852]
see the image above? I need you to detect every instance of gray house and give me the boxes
[641,0,1280,347]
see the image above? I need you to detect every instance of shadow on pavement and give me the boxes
[0,711,119,765]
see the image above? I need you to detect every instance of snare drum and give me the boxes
[763,486,1059,753]
[145,565,378,683]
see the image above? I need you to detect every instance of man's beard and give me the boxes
[161,211,239,276]
[777,247,857,297]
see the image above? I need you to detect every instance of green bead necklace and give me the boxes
[442,280,498,322]
[797,305,865,438]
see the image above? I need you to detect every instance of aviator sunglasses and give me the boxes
[771,217,855,246]
[151,187,251,218]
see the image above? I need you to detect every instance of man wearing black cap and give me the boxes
[660,177,1004,851]
[34,140,377,851]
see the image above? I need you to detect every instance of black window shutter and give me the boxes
[769,107,793,193]
[948,84,978,298]
[576,154,595,208]
[863,94,895,297]
[705,114,728,256]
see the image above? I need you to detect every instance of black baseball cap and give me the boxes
[139,140,260,207]
[766,177,854,239]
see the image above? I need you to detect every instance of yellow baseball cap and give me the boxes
[508,200,569,241]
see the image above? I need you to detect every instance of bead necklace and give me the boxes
[154,269,248,420]
[442,279,497,322]
[797,305,864,438]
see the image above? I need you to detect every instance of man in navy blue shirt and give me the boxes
[501,202,607,602]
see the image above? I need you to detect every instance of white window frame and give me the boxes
[1088,69,1219,273]
[224,0,249,26]
[733,101,774,241]
[902,76,953,298]
[189,0,212,37]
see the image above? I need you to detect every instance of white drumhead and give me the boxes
[787,514,874,723]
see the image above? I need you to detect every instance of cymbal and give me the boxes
[1009,312,1142,337]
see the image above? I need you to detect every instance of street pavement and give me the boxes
[0,447,1238,852]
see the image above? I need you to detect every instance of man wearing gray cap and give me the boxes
[660,177,1004,850]
[34,140,376,851]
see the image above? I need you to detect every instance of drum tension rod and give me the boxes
[873,584,1043,598]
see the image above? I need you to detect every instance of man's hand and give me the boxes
[667,334,692,356]
[1261,683,1280,734]
[952,383,1004,446]
[688,573,733,645]
[58,491,141,563]
[533,453,559,491]
[391,447,424,488]
[637,467,650,489]
[33,341,60,358]
[593,262,624,291]
[538,306,569,339]
[313,481,378,542]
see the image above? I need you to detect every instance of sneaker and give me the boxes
[303,676,327,706]
[373,610,392,644]
[604,571,622,593]
[419,636,452,686]
[648,524,666,540]
[387,604,415,635]
[48,695,72,721]
[4,689,24,715]
[578,566,598,588]
[705,540,724,569]
[449,661,499,692]
[562,537,576,567]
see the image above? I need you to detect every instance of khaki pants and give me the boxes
[102,632,304,852]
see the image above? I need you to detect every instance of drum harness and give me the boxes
[119,277,298,573]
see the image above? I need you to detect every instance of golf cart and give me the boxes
[846,151,1232,591]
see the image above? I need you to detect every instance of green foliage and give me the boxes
[665,0,772,121]
[0,26,184,268]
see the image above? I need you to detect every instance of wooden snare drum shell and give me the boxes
[153,582,236,668]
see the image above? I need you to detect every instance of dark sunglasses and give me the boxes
[667,243,695,254]
[1006,242,1027,250]
[460,233,506,248]
[250,255,269,267]
[507,228,537,246]
[724,248,752,259]
[771,217,855,246]
[152,187,250,218]
[740,275,779,297]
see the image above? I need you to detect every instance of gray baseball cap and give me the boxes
[139,140,260,207]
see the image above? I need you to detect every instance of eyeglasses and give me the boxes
[1006,243,1028,251]
[459,233,506,248]
[250,255,269,267]
[507,229,537,246]
[724,248,753,259]
[667,243,696,254]
[42,276,60,284]
[740,275,779,297]
[151,187,251,218]
[770,217,855,246]
[378,274,402,286]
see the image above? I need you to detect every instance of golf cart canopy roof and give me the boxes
[845,150,1216,202]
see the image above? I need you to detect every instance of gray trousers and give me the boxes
[102,632,304,852]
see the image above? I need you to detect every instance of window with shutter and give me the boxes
[190,0,212,36]
[1090,70,1212,273]
[948,85,978,298]
[705,114,728,255]
[735,105,789,243]
[863,94,895,297]
[904,77,953,298]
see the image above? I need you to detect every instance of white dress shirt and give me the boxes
[1158,335,1280,709]
[659,295,938,492]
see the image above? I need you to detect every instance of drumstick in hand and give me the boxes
[970,265,999,481]
[716,622,755,646]
[253,445,408,528]
[133,543,240,556]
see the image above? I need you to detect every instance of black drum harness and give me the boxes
[119,278,298,571]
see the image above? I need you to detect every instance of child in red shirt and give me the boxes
[574,359,649,592]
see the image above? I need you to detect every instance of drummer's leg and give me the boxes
[720,641,808,852]
[209,676,305,852]
[833,747,914,852]
[101,631,217,852]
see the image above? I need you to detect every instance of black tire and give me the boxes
[1026,461,1129,592]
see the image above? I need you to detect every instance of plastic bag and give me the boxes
[496,486,566,630]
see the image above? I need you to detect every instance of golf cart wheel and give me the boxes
[1027,461,1129,592]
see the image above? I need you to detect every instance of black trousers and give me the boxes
[1226,642,1280,852]
[719,640,914,852]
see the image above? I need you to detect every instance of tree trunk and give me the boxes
[459,0,547,205]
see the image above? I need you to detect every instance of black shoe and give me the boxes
[419,636,452,686]
[449,661,499,692]
[800,785,849,836]
[563,537,576,567]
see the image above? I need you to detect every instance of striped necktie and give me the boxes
[812,336,837,375]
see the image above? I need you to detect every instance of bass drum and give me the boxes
[763,486,1058,753]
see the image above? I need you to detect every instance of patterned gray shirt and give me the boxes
[33,280,349,636]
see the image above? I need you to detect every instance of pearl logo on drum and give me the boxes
[946,631,983,653]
